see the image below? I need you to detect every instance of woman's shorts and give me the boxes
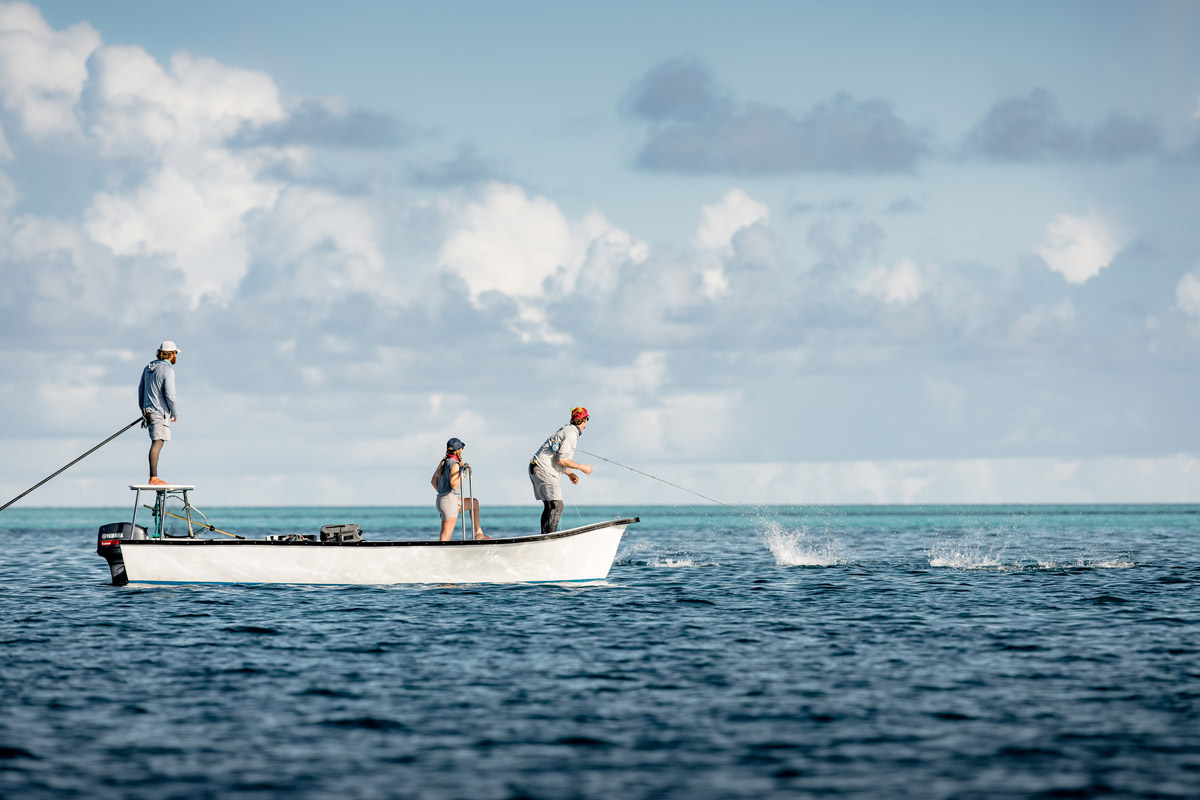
[436,492,461,521]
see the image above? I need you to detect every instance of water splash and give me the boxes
[929,538,1137,571]
[1085,558,1136,569]
[647,555,717,568]
[1034,557,1137,570]
[761,521,843,567]
[928,539,1010,570]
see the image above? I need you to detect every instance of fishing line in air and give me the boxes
[580,450,875,572]
[578,449,739,510]
[568,484,585,523]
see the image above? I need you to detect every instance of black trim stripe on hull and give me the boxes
[115,517,640,547]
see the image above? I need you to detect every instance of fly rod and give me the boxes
[0,417,144,512]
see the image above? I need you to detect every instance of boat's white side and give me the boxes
[111,519,634,585]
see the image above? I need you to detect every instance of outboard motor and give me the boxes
[96,522,148,585]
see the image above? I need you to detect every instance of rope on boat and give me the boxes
[578,449,738,510]
[0,417,144,513]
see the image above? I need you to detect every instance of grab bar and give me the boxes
[459,464,474,541]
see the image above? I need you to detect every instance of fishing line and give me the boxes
[1,417,144,512]
[578,449,739,510]
[566,479,585,523]
[579,449,876,573]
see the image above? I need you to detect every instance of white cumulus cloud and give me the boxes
[438,182,646,303]
[83,159,282,305]
[87,45,285,156]
[1034,211,1122,284]
[435,182,648,342]
[694,188,770,252]
[74,40,295,306]
[438,183,575,301]
[0,3,397,310]
[693,188,770,297]
[0,2,100,138]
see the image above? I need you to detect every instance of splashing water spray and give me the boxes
[580,450,845,567]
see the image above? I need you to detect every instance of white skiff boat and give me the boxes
[97,484,638,586]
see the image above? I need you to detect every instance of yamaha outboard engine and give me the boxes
[96,522,147,585]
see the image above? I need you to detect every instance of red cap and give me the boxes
[571,407,589,424]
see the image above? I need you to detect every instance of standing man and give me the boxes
[138,341,180,486]
[529,407,594,534]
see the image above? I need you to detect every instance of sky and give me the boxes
[0,0,1198,508]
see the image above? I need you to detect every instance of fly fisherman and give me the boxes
[138,340,180,486]
[431,437,487,541]
[529,407,594,534]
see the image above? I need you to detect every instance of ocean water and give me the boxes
[0,504,1197,799]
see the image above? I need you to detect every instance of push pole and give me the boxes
[0,417,144,512]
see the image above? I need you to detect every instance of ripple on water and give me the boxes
[1,505,1197,800]
[617,541,719,568]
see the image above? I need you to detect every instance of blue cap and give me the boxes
[446,438,466,452]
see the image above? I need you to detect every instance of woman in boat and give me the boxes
[431,438,487,541]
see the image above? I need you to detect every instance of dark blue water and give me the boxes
[1,505,1197,799]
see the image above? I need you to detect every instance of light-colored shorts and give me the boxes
[436,492,462,521]
[529,465,561,501]
[145,412,171,442]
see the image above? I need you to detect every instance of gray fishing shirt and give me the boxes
[138,359,178,418]
[531,424,581,476]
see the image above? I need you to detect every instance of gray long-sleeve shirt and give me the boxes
[531,424,581,476]
[138,359,178,417]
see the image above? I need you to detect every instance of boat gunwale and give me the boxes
[110,517,640,547]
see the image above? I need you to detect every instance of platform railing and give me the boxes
[459,464,474,541]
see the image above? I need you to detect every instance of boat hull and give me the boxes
[100,519,635,585]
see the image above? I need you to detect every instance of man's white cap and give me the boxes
[158,340,181,353]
